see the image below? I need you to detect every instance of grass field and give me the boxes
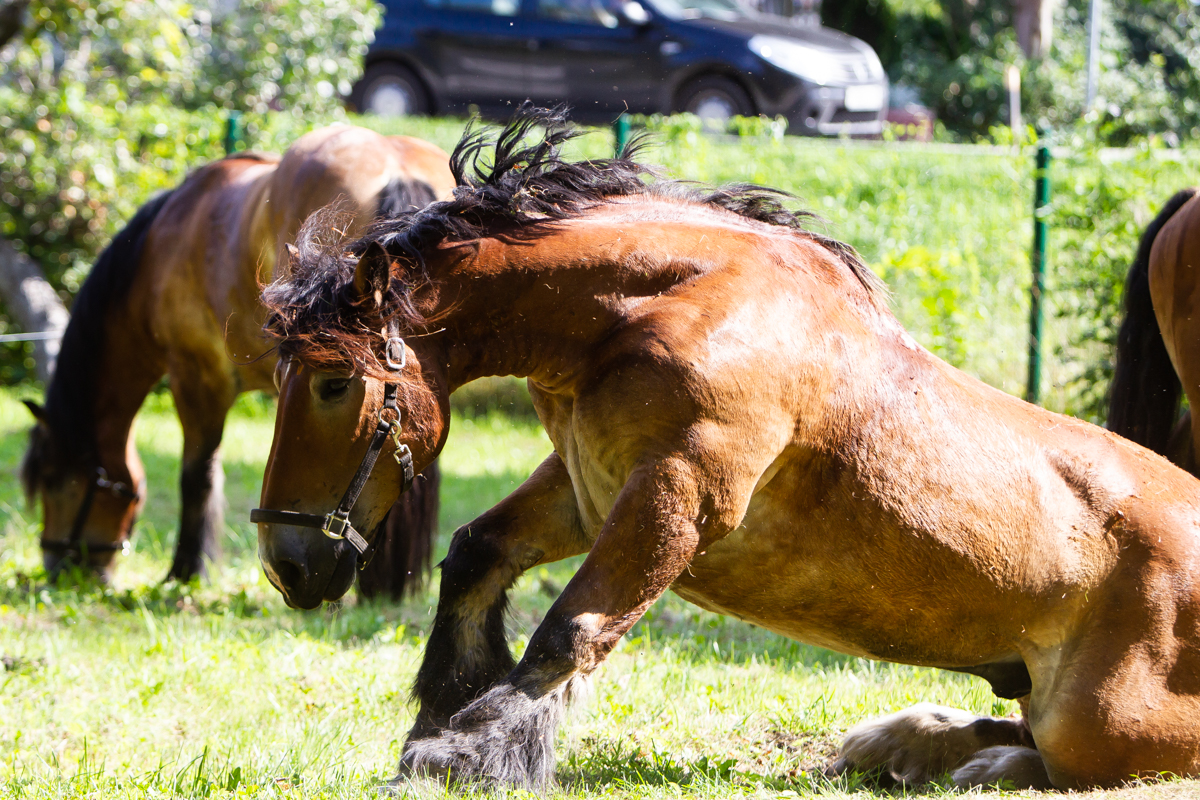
[5,120,1200,798]
[2,389,1200,799]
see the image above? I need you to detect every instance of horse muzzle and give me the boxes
[257,523,358,609]
[42,545,120,583]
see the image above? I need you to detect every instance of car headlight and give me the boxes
[749,35,840,86]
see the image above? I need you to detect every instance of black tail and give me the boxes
[1108,187,1198,451]
[375,176,438,219]
[356,462,440,600]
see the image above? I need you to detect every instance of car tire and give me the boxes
[678,76,755,129]
[354,63,429,117]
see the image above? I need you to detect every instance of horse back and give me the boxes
[263,127,455,273]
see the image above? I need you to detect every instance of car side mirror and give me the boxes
[621,0,651,25]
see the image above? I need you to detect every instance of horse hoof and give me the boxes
[951,745,1053,790]
[394,682,565,790]
[835,703,1028,785]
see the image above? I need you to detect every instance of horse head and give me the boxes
[255,221,448,609]
[21,399,143,580]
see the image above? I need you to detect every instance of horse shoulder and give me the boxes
[562,314,799,542]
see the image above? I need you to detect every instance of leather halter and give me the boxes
[250,328,415,571]
[40,466,139,557]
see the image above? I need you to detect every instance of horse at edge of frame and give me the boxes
[21,125,452,597]
[254,106,1200,791]
[1109,186,1200,476]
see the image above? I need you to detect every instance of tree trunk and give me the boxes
[0,238,70,383]
[1013,0,1055,59]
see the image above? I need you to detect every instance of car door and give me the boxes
[415,0,536,111]
[527,0,665,116]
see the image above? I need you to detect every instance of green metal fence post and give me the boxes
[223,111,244,156]
[1026,142,1051,404]
[613,113,630,157]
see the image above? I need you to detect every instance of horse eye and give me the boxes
[319,377,351,401]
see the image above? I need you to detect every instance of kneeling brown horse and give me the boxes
[23,126,451,592]
[255,109,1200,790]
[1109,187,1200,473]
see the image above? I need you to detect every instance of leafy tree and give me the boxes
[838,0,1200,144]
[0,0,377,380]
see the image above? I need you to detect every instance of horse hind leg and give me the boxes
[830,702,1051,789]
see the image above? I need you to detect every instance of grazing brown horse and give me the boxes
[22,125,452,591]
[254,108,1200,790]
[1109,188,1200,474]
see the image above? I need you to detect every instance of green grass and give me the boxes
[3,389,1199,798]
[4,117,1200,799]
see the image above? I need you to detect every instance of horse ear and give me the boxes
[22,399,46,423]
[353,241,393,307]
[285,243,300,265]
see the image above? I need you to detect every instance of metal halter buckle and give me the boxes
[385,336,406,371]
[322,512,351,540]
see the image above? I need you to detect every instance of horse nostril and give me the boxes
[274,558,305,591]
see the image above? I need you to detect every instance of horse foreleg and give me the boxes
[405,453,589,743]
[401,456,713,789]
[166,371,234,581]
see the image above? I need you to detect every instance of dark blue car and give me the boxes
[352,0,888,135]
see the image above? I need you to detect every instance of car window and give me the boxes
[537,0,623,27]
[424,0,519,15]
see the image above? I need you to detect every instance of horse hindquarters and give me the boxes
[1023,554,1200,787]
[1108,188,1195,456]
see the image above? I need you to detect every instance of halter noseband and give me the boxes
[39,466,139,557]
[250,328,415,571]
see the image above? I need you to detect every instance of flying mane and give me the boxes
[263,105,883,375]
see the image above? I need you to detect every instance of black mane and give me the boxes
[21,190,173,496]
[264,105,883,372]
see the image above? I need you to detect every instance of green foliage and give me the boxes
[820,0,899,67]
[4,0,378,115]
[0,0,376,379]
[627,111,787,140]
[886,0,1200,145]
[1049,143,1174,423]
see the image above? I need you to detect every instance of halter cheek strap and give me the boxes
[250,330,415,571]
[40,467,139,557]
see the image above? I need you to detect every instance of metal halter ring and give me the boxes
[385,336,406,371]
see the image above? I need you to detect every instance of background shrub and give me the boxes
[0,0,376,379]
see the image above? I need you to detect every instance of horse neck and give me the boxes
[45,300,161,480]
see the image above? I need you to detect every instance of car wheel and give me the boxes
[678,76,755,130]
[356,63,429,117]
